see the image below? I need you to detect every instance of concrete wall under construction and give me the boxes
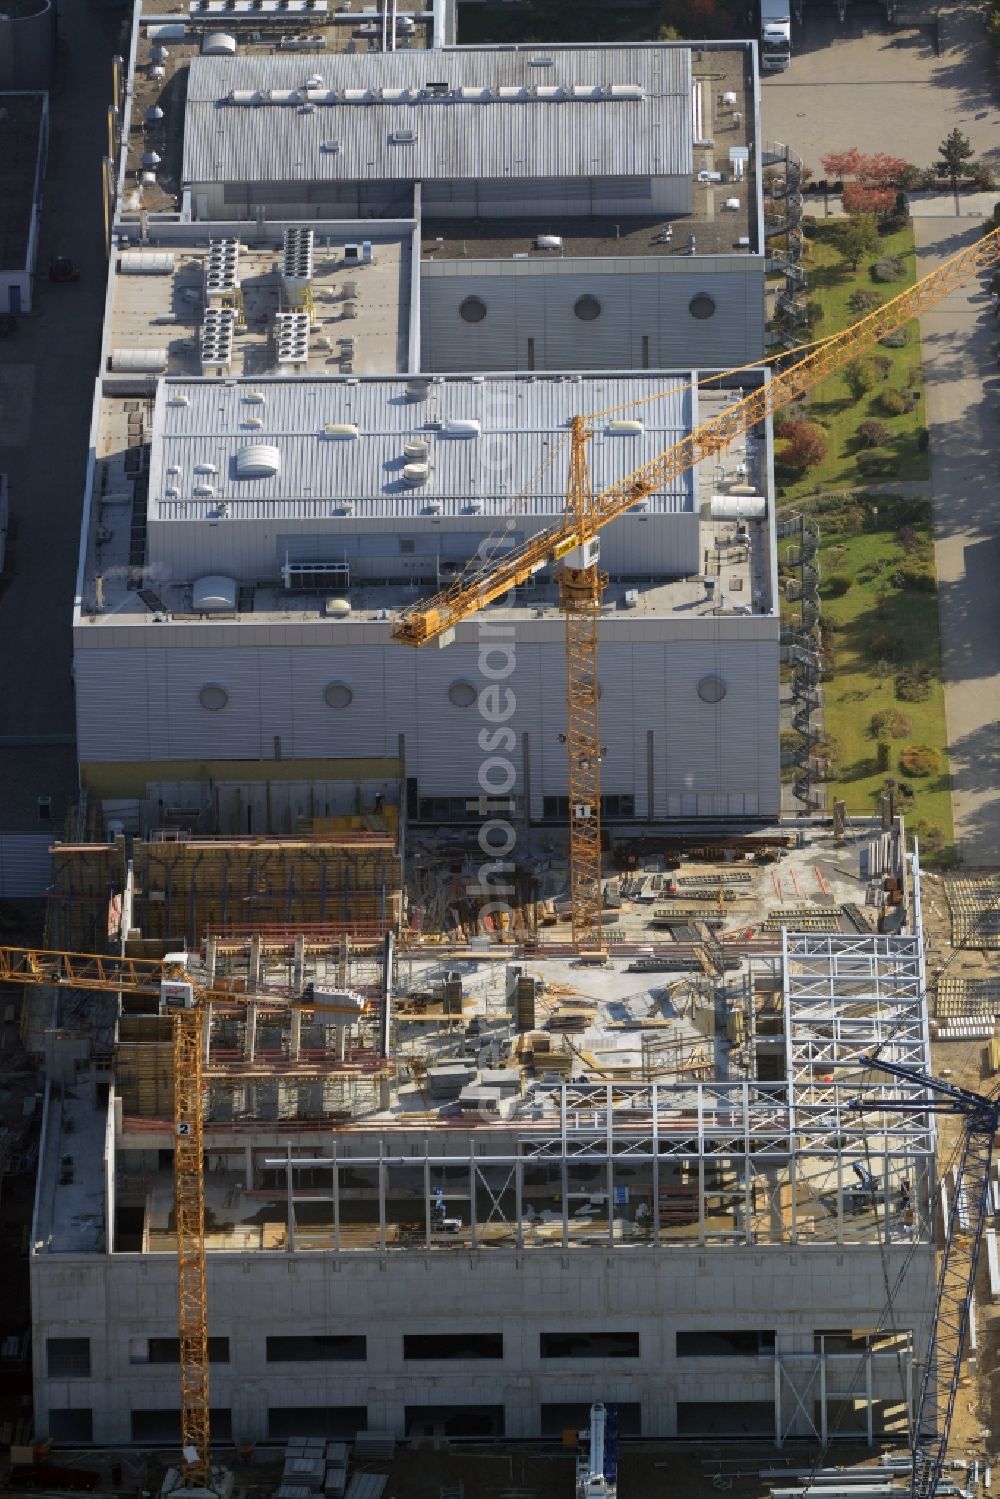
[30,1241,931,1445]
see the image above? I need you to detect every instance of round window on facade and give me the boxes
[697,674,727,704]
[448,680,477,708]
[574,294,602,322]
[459,296,487,324]
[199,683,229,711]
[689,293,717,321]
[324,682,353,709]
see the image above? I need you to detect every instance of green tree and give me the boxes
[935,128,975,192]
[844,358,877,401]
[829,214,880,272]
[657,23,681,38]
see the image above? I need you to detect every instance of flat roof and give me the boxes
[182,44,693,186]
[80,380,775,626]
[0,94,45,273]
[147,373,695,520]
[107,224,413,379]
[122,11,435,214]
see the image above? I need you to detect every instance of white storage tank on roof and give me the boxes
[110,347,169,373]
[710,494,767,520]
[119,251,176,274]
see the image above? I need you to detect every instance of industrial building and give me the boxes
[28,823,935,1447]
[118,30,766,371]
[75,352,779,831]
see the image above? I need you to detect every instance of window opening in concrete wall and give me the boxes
[540,1332,640,1359]
[459,296,487,323]
[405,1405,505,1438]
[46,1338,91,1378]
[540,1403,642,1438]
[268,1407,368,1439]
[131,1409,232,1442]
[676,1329,775,1357]
[49,1409,93,1443]
[574,295,601,321]
[403,1333,503,1360]
[689,293,717,319]
[677,1401,774,1436]
[266,1335,367,1362]
[813,1329,909,1354]
[133,1337,230,1364]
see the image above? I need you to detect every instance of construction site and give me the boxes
[3,2,1000,1498]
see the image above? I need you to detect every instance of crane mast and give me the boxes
[390,228,1000,948]
[852,1057,1000,1499]
[0,944,358,1491]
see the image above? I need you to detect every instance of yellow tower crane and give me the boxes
[392,228,1000,951]
[0,944,363,1491]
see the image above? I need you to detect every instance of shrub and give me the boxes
[970,161,996,192]
[891,563,937,593]
[870,710,913,740]
[896,671,932,702]
[844,358,877,400]
[823,573,853,597]
[879,387,908,416]
[872,255,904,282]
[877,737,892,772]
[917,427,930,451]
[878,326,910,348]
[900,744,940,778]
[857,449,897,478]
[849,288,884,313]
[898,163,924,191]
[843,183,896,218]
[857,419,891,448]
[871,355,892,379]
[780,419,828,476]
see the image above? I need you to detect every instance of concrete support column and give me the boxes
[202,1003,212,1066]
[205,935,218,987]
[244,1143,254,1189]
[338,935,350,988]
[249,933,262,989]
[290,1009,302,1061]
[293,934,305,991]
[245,1003,258,1062]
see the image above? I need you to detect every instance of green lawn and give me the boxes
[775,224,930,498]
[780,495,954,861]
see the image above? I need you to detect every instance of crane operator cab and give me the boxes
[160,952,197,1012]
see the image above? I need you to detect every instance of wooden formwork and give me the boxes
[132,834,402,948]
[47,843,122,951]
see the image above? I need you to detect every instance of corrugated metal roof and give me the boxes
[0,834,53,898]
[182,45,692,186]
[148,374,695,521]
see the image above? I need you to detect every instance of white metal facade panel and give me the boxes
[75,635,780,818]
[0,834,53,897]
[183,47,693,188]
[421,261,766,372]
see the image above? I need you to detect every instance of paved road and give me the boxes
[763,6,1000,173]
[912,218,1000,864]
[0,0,122,830]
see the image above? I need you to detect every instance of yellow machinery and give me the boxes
[0,944,361,1490]
[392,227,1000,951]
[3,228,999,1492]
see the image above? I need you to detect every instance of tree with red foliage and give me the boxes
[842,183,896,218]
[857,152,907,187]
[821,148,862,179]
[780,420,828,476]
